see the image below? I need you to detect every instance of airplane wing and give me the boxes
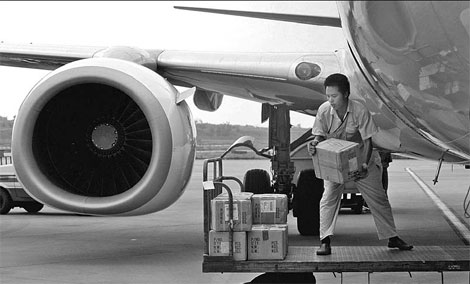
[0,42,341,114]
[0,40,343,216]
[0,42,104,70]
[158,50,340,113]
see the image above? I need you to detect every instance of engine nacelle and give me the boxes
[12,58,196,215]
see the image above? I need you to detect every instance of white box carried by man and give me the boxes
[311,138,363,184]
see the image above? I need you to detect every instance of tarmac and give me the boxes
[1,159,469,284]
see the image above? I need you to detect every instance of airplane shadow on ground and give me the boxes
[6,212,95,217]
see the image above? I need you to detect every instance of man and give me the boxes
[308,73,413,255]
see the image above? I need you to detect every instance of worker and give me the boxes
[308,73,413,255]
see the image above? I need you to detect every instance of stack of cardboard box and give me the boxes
[208,191,289,261]
[209,192,253,260]
[248,194,288,260]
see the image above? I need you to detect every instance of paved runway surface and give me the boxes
[1,159,469,283]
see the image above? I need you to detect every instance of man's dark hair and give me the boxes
[324,73,350,95]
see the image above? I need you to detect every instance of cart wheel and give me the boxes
[243,169,272,194]
[294,169,324,236]
[23,202,44,213]
[0,188,13,215]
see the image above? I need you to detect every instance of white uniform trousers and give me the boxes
[319,160,398,240]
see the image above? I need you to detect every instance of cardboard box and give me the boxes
[312,138,363,184]
[247,225,288,260]
[208,230,247,261]
[211,192,253,231]
[252,194,288,224]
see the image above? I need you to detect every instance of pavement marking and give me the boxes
[406,167,470,245]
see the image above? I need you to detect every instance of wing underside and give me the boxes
[0,42,340,113]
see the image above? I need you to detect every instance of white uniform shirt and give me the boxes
[312,99,379,164]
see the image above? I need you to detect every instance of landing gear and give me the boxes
[293,169,324,235]
[0,188,12,215]
[243,169,273,194]
[241,104,295,197]
[265,104,295,196]
[23,202,44,213]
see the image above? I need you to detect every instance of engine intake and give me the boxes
[12,58,196,215]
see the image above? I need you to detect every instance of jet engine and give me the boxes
[12,58,196,216]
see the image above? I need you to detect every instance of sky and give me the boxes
[0,1,346,127]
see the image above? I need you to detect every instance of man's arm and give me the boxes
[312,135,326,145]
[354,137,373,181]
[307,135,325,155]
[363,137,373,166]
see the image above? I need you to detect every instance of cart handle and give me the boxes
[204,181,235,257]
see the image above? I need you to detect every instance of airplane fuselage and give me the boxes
[337,1,469,162]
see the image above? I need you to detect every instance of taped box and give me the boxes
[252,194,288,224]
[208,230,247,261]
[312,138,363,184]
[211,192,253,231]
[247,225,288,260]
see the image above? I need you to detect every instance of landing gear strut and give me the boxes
[263,103,295,199]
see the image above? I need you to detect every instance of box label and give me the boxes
[348,157,358,172]
[224,203,239,221]
[250,237,260,253]
[220,241,229,253]
[213,237,228,253]
[271,241,279,253]
[260,200,276,213]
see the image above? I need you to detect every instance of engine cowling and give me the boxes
[12,58,196,216]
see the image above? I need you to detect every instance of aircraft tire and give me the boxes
[23,202,44,213]
[294,169,324,236]
[243,169,272,194]
[0,188,13,215]
[352,196,364,214]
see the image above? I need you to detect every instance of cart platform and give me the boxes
[201,157,469,274]
[203,245,469,273]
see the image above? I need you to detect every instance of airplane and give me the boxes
[0,1,468,225]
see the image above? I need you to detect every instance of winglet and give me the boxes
[174,6,341,28]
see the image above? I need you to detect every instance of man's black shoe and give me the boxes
[388,237,413,250]
[316,243,331,255]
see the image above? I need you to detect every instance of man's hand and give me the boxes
[354,163,369,181]
[307,140,319,156]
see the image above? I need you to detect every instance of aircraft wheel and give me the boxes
[243,169,272,194]
[0,188,13,215]
[294,169,324,236]
[23,202,44,213]
[353,196,364,214]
